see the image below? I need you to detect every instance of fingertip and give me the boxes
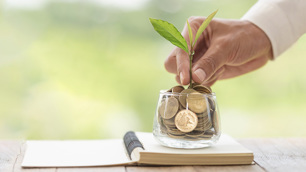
[165,48,183,74]
[179,72,185,85]
[179,71,190,85]
[176,52,190,85]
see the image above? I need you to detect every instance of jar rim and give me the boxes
[159,90,216,96]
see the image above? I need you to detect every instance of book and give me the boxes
[22,132,254,167]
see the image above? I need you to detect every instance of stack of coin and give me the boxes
[158,84,219,140]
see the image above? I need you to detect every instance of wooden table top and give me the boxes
[1,138,306,172]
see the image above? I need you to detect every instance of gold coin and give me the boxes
[187,92,207,113]
[193,85,212,94]
[172,85,185,93]
[167,133,185,139]
[175,110,198,133]
[188,82,200,89]
[212,111,220,134]
[179,89,197,108]
[163,118,176,127]
[158,114,168,132]
[166,88,172,92]
[167,85,185,93]
[204,122,212,131]
[178,104,185,111]
[204,129,214,135]
[207,97,215,111]
[159,97,179,119]
[186,130,205,136]
[203,132,214,138]
[167,128,184,135]
[202,115,212,131]
[184,136,210,141]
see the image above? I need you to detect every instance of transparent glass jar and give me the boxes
[153,90,221,148]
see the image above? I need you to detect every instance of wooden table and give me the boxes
[1,138,306,172]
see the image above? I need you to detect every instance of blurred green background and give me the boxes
[1,0,305,139]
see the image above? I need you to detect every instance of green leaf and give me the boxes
[193,10,218,47]
[187,20,193,49]
[149,18,189,53]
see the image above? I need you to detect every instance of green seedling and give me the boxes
[150,10,218,87]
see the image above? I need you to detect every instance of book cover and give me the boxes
[22,132,253,167]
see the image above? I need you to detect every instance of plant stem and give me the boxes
[189,49,194,88]
[189,54,192,87]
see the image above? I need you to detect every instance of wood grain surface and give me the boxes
[1,138,306,172]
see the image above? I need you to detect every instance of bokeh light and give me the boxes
[0,0,305,139]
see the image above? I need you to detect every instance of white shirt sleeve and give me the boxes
[241,0,306,58]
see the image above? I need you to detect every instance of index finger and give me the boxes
[164,48,178,74]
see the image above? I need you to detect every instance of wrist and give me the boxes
[244,20,273,60]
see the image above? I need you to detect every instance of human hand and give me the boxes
[164,18,273,86]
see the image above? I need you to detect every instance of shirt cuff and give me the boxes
[241,0,296,59]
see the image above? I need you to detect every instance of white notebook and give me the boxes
[22,132,253,167]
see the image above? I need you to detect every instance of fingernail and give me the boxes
[194,68,206,82]
[180,72,184,84]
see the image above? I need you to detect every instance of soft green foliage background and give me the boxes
[1,0,305,139]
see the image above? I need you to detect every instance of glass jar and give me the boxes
[153,89,221,148]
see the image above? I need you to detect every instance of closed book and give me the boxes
[22,132,253,167]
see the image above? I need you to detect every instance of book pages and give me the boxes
[22,139,134,167]
[135,133,253,165]
[136,133,253,155]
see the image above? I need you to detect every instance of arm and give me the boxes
[242,0,306,58]
[165,0,306,86]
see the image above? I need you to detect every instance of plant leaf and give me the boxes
[149,18,189,53]
[187,20,193,49]
[193,10,218,47]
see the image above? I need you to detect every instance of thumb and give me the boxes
[192,46,227,83]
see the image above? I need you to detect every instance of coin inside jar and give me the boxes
[187,92,207,113]
[179,89,197,108]
[156,85,219,141]
[173,86,185,93]
[193,85,212,94]
[175,109,198,133]
[158,97,179,119]
[167,85,185,93]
